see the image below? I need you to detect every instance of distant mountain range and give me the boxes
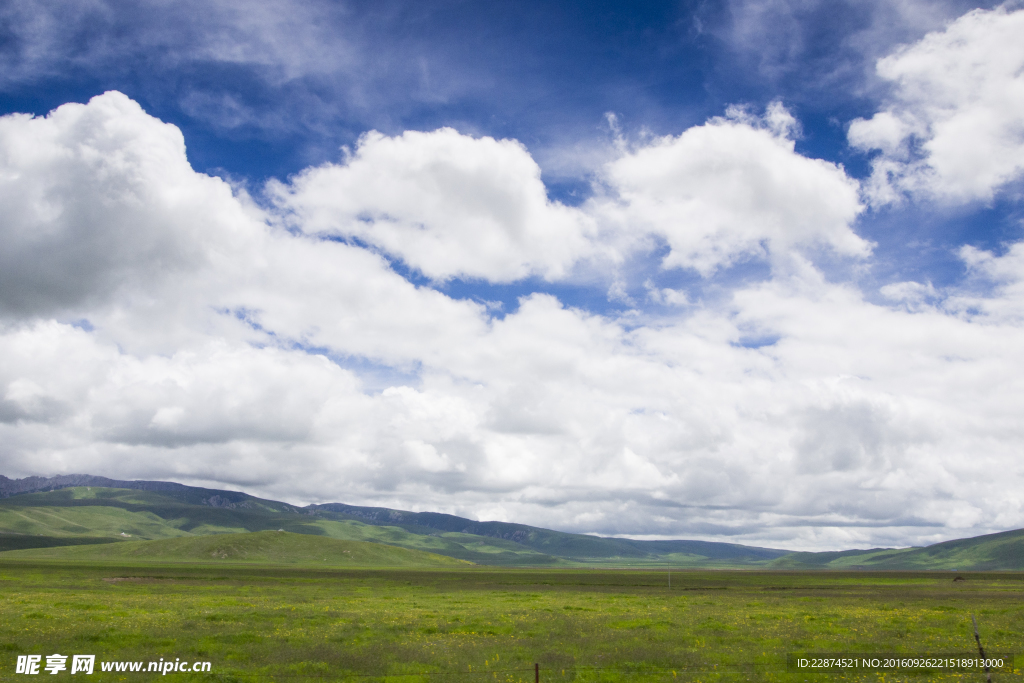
[1,474,1022,570]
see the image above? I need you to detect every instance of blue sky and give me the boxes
[1,0,1023,550]
[0,0,1005,286]
[5,0,1001,300]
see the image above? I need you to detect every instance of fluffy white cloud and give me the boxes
[0,92,491,359]
[0,91,252,317]
[596,104,869,274]
[276,104,869,282]
[273,128,596,282]
[1,92,1024,551]
[849,6,1024,203]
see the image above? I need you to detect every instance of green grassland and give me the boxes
[306,503,787,566]
[769,529,1024,571]
[0,487,789,567]
[0,562,1020,682]
[0,531,470,567]
[3,488,1022,681]
[0,488,565,566]
[3,485,1024,570]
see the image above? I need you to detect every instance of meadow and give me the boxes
[0,561,1020,682]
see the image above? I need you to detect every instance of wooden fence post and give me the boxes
[971,615,993,683]
[535,662,539,682]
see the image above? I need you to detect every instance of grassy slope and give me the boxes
[304,519,564,565]
[853,527,1024,570]
[0,534,124,551]
[1,484,788,566]
[769,528,1024,570]
[0,504,193,539]
[1,488,757,566]
[0,530,471,567]
[0,488,561,565]
[309,504,787,562]
[5,486,1024,569]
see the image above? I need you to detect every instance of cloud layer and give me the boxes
[849,6,1024,203]
[597,104,868,274]
[2,5,1024,552]
[273,129,595,282]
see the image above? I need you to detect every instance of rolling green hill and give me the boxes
[308,503,788,563]
[769,527,1024,570]
[0,530,470,566]
[0,482,786,566]
[2,476,1023,569]
[0,487,562,565]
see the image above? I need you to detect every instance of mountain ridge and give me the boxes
[0,474,787,563]
[2,474,1022,569]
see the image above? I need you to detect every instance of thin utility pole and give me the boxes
[971,615,993,683]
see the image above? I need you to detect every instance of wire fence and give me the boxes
[186,666,1023,683]
[128,654,1022,682]
[145,663,800,682]
[9,659,1020,681]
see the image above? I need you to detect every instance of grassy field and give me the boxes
[0,561,1020,682]
[0,531,471,567]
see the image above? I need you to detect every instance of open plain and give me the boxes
[0,561,1021,682]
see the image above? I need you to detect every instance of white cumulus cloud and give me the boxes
[596,104,869,275]
[0,91,251,318]
[273,128,597,282]
[1,92,1024,551]
[849,6,1024,203]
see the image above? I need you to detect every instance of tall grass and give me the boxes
[0,564,1020,681]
